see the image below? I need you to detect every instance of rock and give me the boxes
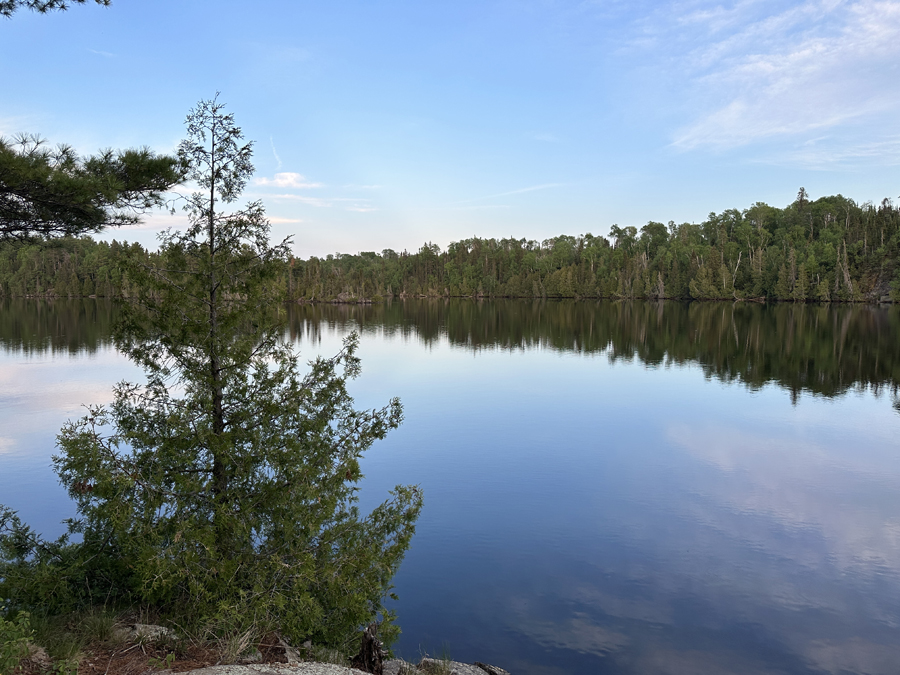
[180,665,369,675]
[277,635,303,664]
[383,659,415,675]
[238,650,263,664]
[113,623,177,643]
[21,644,52,670]
[474,664,510,675]
[417,658,485,675]
[164,651,510,675]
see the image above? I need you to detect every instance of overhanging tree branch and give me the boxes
[0,134,184,240]
[0,0,110,18]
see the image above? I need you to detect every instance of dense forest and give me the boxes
[2,190,899,302]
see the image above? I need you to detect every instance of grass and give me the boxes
[308,644,351,667]
[29,607,119,662]
[415,643,453,675]
[5,606,368,674]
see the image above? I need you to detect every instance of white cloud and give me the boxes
[87,49,115,58]
[665,0,900,156]
[254,172,323,189]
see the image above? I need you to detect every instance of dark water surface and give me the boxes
[2,299,900,675]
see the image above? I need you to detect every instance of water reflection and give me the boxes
[287,300,900,401]
[2,299,900,674]
[4,298,898,402]
[0,298,118,355]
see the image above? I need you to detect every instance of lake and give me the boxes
[2,298,900,675]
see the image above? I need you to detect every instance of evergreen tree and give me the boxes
[0,134,182,239]
[0,0,109,18]
[2,98,421,653]
[793,265,809,302]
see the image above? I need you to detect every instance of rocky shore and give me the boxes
[161,659,511,675]
[27,623,514,675]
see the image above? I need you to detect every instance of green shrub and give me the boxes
[0,612,31,673]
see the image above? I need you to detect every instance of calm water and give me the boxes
[2,299,900,675]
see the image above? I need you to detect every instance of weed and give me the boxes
[50,657,79,675]
[308,644,351,667]
[79,607,119,644]
[148,652,176,670]
[0,612,32,673]
[417,644,453,675]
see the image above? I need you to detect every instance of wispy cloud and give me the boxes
[254,172,323,189]
[661,0,900,157]
[250,171,382,212]
[0,115,36,137]
[266,193,331,207]
[458,183,564,205]
[88,48,115,58]
[263,193,375,211]
[763,135,900,168]
[119,211,189,231]
[269,137,282,170]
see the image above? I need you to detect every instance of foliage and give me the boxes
[0,99,422,655]
[0,134,183,240]
[0,611,31,673]
[3,190,899,303]
[0,506,96,616]
[0,0,109,18]
[279,193,900,303]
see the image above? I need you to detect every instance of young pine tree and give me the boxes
[5,96,422,653]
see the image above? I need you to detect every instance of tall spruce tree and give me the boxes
[2,97,421,652]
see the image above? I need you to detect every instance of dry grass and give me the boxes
[13,623,303,675]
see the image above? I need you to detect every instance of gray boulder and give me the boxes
[417,658,510,675]
[172,665,369,675]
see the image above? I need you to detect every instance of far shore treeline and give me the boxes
[3,190,900,303]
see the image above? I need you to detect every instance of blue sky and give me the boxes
[3,0,900,257]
